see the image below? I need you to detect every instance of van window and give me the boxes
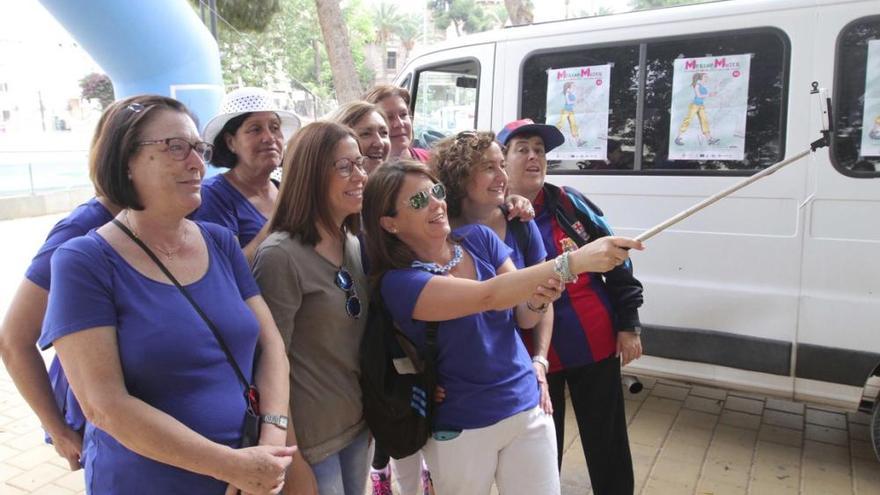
[832,15,880,177]
[520,29,789,175]
[411,59,480,149]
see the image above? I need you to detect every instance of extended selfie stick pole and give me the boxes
[634,82,832,243]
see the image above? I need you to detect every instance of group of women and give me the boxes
[0,84,643,495]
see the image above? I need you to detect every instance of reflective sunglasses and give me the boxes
[405,183,447,210]
[334,268,362,319]
[137,137,214,162]
[334,156,367,178]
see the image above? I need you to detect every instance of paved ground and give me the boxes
[1,213,879,494]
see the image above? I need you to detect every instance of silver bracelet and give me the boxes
[531,355,550,371]
[553,252,578,284]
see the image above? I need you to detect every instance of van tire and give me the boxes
[872,398,880,462]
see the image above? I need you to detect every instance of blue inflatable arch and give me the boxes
[39,0,223,132]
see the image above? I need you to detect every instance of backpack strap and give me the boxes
[500,206,531,256]
[544,184,590,247]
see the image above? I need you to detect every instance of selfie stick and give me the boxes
[634,82,832,243]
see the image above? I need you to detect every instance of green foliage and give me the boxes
[394,13,422,53]
[189,0,281,32]
[79,73,114,108]
[206,0,374,105]
[629,0,712,9]
[427,0,496,36]
[373,1,401,45]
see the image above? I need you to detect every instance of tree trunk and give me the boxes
[314,0,363,103]
[504,0,533,26]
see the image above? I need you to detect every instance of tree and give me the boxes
[189,0,281,31]
[315,0,363,103]
[629,0,710,9]
[427,0,495,37]
[394,14,421,63]
[79,73,114,109]
[503,0,534,26]
[203,0,375,110]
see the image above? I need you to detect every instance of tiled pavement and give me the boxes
[3,364,880,495]
[2,215,880,494]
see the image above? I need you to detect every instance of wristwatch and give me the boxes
[261,414,289,430]
[531,355,550,371]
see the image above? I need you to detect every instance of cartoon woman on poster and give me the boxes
[556,81,584,146]
[870,115,880,140]
[674,72,720,146]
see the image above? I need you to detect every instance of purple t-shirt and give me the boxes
[25,197,113,437]
[26,198,113,290]
[39,222,260,494]
[381,224,539,430]
[193,174,267,248]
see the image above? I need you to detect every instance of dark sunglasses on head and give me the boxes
[406,183,446,210]
[334,268,361,319]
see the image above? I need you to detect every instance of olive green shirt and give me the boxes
[253,231,368,464]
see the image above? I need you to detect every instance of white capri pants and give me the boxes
[422,406,560,495]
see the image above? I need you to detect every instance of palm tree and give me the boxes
[373,1,401,70]
[504,0,534,26]
[394,14,420,64]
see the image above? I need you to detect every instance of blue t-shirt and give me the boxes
[381,224,539,431]
[24,197,113,437]
[26,198,114,290]
[502,220,547,270]
[193,174,267,248]
[40,222,261,494]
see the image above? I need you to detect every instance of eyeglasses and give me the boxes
[452,130,492,152]
[334,268,362,319]
[333,157,367,178]
[137,137,214,162]
[405,183,446,210]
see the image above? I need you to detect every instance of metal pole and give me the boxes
[635,148,812,242]
[28,163,35,196]
[209,0,218,40]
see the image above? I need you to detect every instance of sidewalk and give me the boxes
[1,213,879,494]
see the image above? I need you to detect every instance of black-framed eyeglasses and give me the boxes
[334,268,362,319]
[405,183,446,210]
[333,156,367,178]
[137,137,214,162]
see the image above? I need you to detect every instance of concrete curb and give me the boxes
[0,187,93,220]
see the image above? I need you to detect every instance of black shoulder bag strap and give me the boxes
[112,219,259,413]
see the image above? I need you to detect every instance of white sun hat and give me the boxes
[202,87,302,145]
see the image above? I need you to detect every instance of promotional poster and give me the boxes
[545,64,612,161]
[668,54,751,161]
[860,39,880,157]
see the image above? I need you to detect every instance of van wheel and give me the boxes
[873,399,880,462]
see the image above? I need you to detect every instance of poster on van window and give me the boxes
[668,54,751,161]
[545,64,611,161]
[860,40,880,157]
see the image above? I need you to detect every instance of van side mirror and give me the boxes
[456,76,478,89]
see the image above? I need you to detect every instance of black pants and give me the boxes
[547,356,634,495]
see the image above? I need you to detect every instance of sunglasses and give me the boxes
[405,183,447,210]
[334,268,362,319]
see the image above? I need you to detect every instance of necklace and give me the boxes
[411,243,463,274]
[124,210,188,262]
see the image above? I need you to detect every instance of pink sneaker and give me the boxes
[370,466,392,495]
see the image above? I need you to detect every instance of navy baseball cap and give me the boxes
[496,119,565,152]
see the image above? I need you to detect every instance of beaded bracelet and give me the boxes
[526,300,548,313]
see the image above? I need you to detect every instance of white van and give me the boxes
[394,0,880,450]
